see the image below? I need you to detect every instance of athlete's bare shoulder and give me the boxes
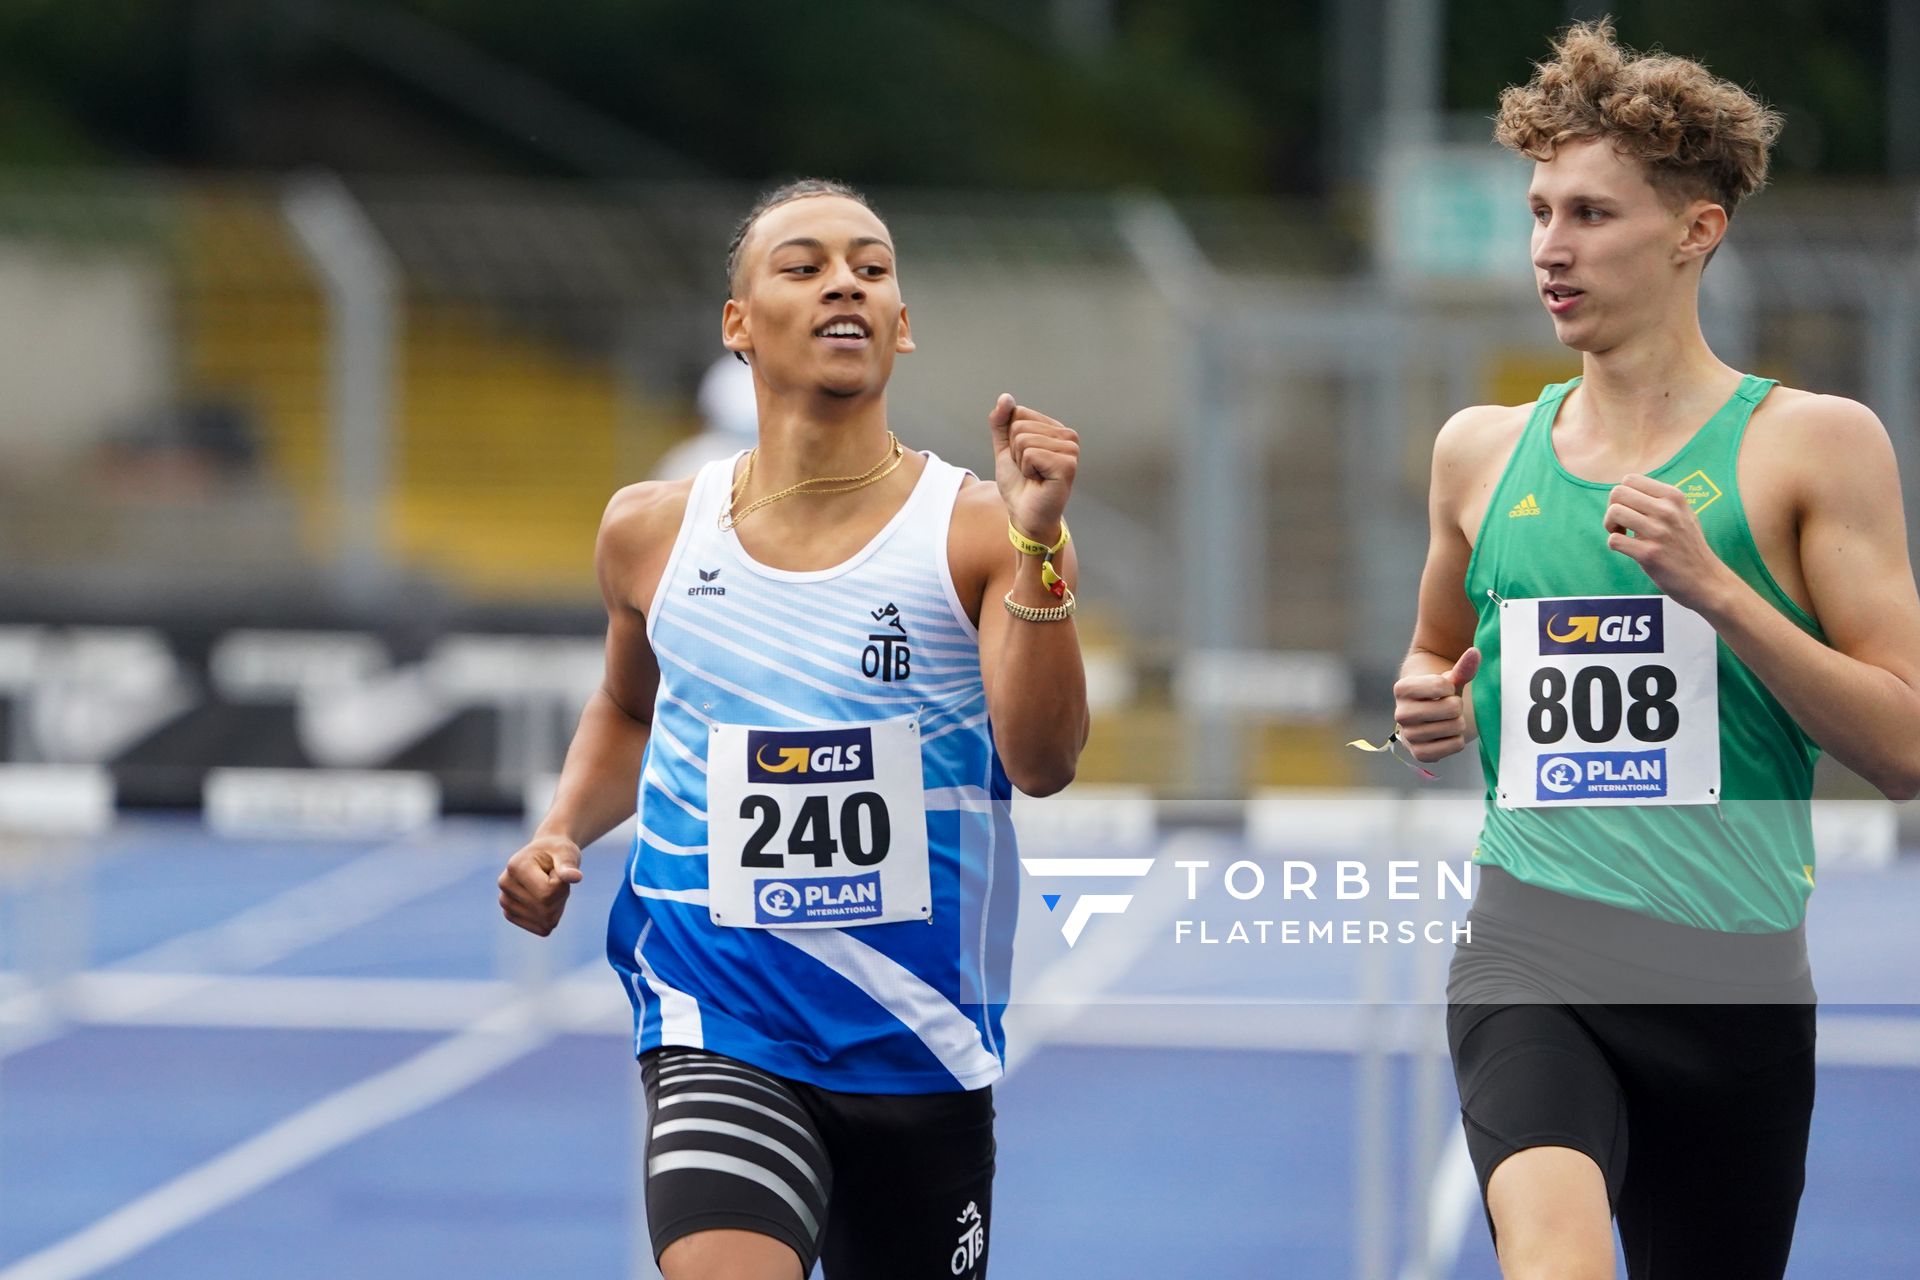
[1430,402,1534,528]
[944,470,1007,608]
[1745,387,1895,501]
[597,477,696,614]
[1433,402,1533,467]
[1751,385,1888,444]
[949,470,1006,538]
[601,477,694,545]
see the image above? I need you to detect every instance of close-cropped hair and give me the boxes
[1493,17,1783,215]
[724,178,879,298]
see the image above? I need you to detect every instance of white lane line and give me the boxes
[0,972,622,1035]
[0,829,491,1061]
[1400,1126,1477,1280]
[109,832,485,973]
[0,962,607,1280]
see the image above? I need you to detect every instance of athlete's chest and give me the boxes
[1468,429,1809,615]
[660,558,968,693]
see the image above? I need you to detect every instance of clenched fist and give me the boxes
[497,834,585,936]
[989,393,1078,544]
[1393,648,1481,763]
[1603,474,1736,612]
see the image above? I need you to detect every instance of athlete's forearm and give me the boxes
[1702,576,1920,799]
[988,554,1088,797]
[534,687,655,848]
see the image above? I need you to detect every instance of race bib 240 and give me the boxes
[705,717,932,927]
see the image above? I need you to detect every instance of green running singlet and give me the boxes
[1466,375,1825,933]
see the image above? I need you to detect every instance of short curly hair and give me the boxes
[1493,18,1783,215]
[725,178,880,299]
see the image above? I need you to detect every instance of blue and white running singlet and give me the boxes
[607,451,1020,1094]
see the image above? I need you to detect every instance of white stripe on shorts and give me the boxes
[650,1117,825,1199]
[647,1150,820,1239]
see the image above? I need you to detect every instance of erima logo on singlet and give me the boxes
[1538,598,1663,654]
[747,727,875,783]
[1508,493,1542,518]
[1675,469,1723,515]
[687,567,726,597]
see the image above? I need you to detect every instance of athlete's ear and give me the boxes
[1675,200,1728,266]
[894,303,915,355]
[722,296,752,358]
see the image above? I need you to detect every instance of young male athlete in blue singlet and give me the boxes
[1391,22,1920,1280]
[497,179,1087,1280]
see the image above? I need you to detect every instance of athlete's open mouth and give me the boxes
[813,316,871,341]
[1543,283,1585,314]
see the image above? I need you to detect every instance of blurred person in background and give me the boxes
[1388,20,1920,1280]
[498,178,1087,1280]
[652,354,761,481]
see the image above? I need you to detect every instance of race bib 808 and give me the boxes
[1497,595,1719,809]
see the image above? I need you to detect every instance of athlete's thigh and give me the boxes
[1447,1003,1630,1230]
[1610,1004,1815,1280]
[810,1084,996,1280]
[642,1047,833,1277]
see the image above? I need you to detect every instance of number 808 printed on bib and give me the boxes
[706,718,933,928]
[1497,596,1720,809]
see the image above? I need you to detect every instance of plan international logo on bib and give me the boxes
[1537,750,1669,801]
[746,727,875,784]
[754,873,885,924]
[1538,597,1663,655]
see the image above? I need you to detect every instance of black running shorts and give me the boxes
[1448,868,1817,1279]
[640,1046,996,1279]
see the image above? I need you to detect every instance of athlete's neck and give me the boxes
[747,391,897,493]
[1571,308,1743,448]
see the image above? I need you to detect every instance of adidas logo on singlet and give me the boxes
[1508,494,1542,518]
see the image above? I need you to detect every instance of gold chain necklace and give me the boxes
[719,432,905,531]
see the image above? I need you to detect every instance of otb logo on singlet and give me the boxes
[863,602,911,683]
[1539,598,1662,654]
[746,727,875,784]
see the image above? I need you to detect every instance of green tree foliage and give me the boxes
[0,0,1896,190]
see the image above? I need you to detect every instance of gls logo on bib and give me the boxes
[747,727,875,784]
[1539,597,1663,655]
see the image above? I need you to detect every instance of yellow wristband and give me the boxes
[1007,519,1070,558]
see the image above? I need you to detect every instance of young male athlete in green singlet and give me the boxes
[1391,21,1920,1280]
